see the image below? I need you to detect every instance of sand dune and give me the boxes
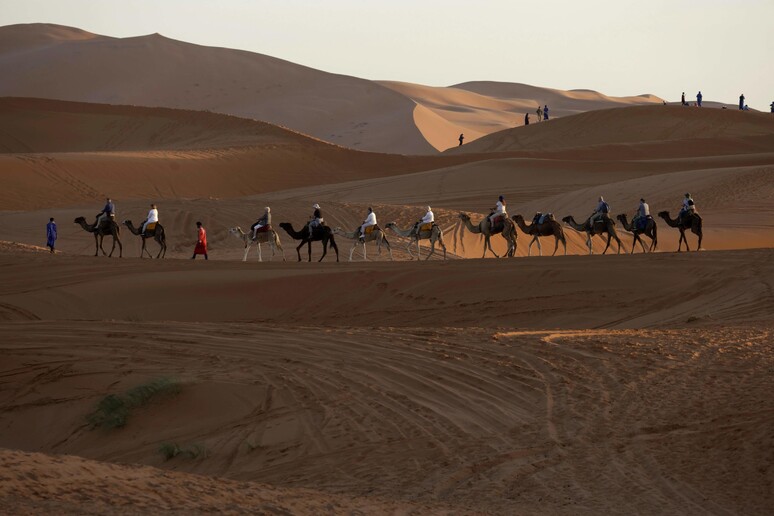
[1,66,773,514]
[380,81,663,151]
[0,24,667,154]
[449,104,774,153]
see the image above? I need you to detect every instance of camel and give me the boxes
[561,215,625,255]
[228,226,285,262]
[332,226,393,262]
[278,222,339,262]
[458,213,517,258]
[616,214,658,254]
[512,214,567,256]
[74,216,123,257]
[385,222,446,260]
[658,211,703,252]
[123,220,167,259]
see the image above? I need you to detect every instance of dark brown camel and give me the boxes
[123,220,167,258]
[74,216,123,257]
[512,214,567,256]
[562,215,625,255]
[658,211,703,252]
[279,222,339,262]
[617,214,658,254]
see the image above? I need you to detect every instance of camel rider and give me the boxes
[307,203,323,235]
[359,207,377,242]
[489,195,507,227]
[414,206,434,234]
[678,193,695,223]
[251,207,271,239]
[94,197,115,230]
[141,204,159,236]
[589,196,610,227]
[632,198,650,230]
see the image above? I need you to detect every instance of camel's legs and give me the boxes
[602,234,612,255]
[416,239,421,261]
[348,243,356,262]
[257,242,263,262]
[317,240,328,262]
[242,244,250,262]
[695,227,702,251]
[93,234,100,256]
[586,235,593,255]
[294,241,304,261]
[425,239,435,260]
[535,236,543,257]
[362,242,367,261]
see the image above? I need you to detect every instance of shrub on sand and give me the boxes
[88,377,180,429]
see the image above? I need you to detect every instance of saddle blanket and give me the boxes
[419,223,434,233]
[145,222,157,231]
[364,225,376,235]
[255,224,272,233]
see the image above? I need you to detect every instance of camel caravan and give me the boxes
[73,194,704,260]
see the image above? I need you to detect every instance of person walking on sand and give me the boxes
[543,105,550,120]
[46,217,57,254]
[739,93,745,110]
[536,105,543,122]
[524,113,530,126]
[681,92,686,105]
[191,221,208,260]
[458,133,464,146]
[696,91,703,107]
[770,101,774,113]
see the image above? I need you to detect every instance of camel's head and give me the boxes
[657,211,669,218]
[122,220,131,226]
[385,222,396,228]
[74,217,85,224]
[228,226,241,236]
[458,213,470,221]
[616,214,625,222]
[513,214,524,222]
[278,222,293,231]
[561,216,572,224]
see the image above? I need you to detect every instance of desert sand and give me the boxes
[1,23,774,515]
[0,23,664,153]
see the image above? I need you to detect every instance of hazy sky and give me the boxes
[3,0,773,110]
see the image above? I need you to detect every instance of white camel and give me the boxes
[228,226,285,262]
[385,222,447,260]
[332,226,394,262]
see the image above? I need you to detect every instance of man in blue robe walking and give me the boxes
[46,217,57,253]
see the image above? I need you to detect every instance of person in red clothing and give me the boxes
[191,221,208,260]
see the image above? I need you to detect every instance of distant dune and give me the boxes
[448,104,774,153]
[0,23,664,154]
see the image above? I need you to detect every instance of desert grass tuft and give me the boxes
[88,377,180,429]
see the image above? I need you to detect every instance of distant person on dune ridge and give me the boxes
[191,221,208,260]
[770,101,774,113]
[543,105,549,120]
[739,93,745,110]
[524,113,530,126]
[681,92,686,105]
[536,105,543,121]
[46,217,57,254]
[458,133,464,146]
[696,91,703,107]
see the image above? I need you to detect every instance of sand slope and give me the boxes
[0,24,434,154]
[380,81,664,151]
[0,24,668,154]
[448,105,774,153]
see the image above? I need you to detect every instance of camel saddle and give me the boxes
[490,214,506,233]
[255,224,272,233]
[418,222,435,233]
[364,224,378,235]
[145,222,157,232]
